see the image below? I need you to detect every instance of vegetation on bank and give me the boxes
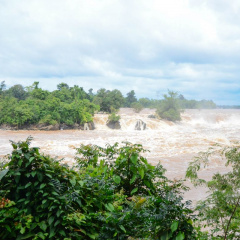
[0,138,240,239]
[0,81,217,127]
[186,143,240,239]
[0,138,196,239]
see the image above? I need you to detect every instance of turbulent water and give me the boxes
[1,108,240,203]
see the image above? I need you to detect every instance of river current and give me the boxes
[1,108,240,203]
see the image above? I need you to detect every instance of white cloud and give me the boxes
[0,0,240,104]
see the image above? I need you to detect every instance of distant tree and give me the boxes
[178,94,185,100]
[94,88,124,113]
[156,90,181,121]
[88,88,94,96]
[131,102,143,113]
[0,81,6,91]
[8,84,28,100]
[31,88,49,100]
[125,90,137,107]
[57,82,69,90]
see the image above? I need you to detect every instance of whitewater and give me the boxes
[1,108,240,203]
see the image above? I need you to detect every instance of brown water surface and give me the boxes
[1,109,240,204]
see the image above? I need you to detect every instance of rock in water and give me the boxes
[135,119,146,130]
[107,121,121,129]
[83,122,95,130]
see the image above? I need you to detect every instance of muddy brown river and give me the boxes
[1,108,240,204]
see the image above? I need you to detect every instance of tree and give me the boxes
[7,84,28,100]
[186,143,240,239]
[125,90,137,107]
[94,88,124,113]
[0,81,6,92]
[131,102,143,113]
[156,90,181,121]
[57,82,69,90]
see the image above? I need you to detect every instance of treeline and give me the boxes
[0,81,216,127]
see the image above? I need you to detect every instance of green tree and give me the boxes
[125,90,137,107]
[156,90,181,121]
[131,102,143,113]
[7,84,28,100]
[94,88,124,113]
[186,144,240,239]
[57,82,69,90]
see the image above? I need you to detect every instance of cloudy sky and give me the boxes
[0,0,240,105]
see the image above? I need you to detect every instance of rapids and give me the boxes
[1,108,240,203]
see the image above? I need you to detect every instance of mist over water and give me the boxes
[1,108,239,203]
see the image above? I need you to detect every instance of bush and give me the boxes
[156,90,181,121]
[0,138,197,239]
[108,112,121,123]
[131,102,143,113]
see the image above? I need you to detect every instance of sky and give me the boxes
[0,0,240,105]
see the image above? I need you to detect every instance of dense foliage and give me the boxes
[186,143,240,240]
[0,81,217,127]
[0,138,197,239]
[0,82,99,128]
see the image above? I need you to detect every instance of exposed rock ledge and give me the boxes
[0,122,95,131]
[106,120,121,129]
[135,119,146,130]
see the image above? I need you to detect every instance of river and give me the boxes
[1,108,239,203]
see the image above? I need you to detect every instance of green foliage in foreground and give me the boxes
[0,138,197,239]
[186,143,240,240]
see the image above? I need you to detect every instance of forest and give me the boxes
[0,81,217,128]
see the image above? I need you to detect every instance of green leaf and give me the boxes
[31,171,37,177]
[161,232,170,240]
[78,180,84,187]
[40,183,46,189]
[18,159,23,167]
[139,168,144,179]
[105,203,115,212]
[171,221,178,233]
[5,225,11,232]
[48,216,55,226]
[39,221,47,231]
[25,182,32,188]
[119,225,126,233]
[70,177,76,186]
[113,175,121,184]
[37,172,43,182]
[176,232,185,240]
[49,227,56,238]
[0,169,8,181]
[131,187,138,195]
[54,220,60,227]
[130,174,137,184]
[20,227,26,234]
[29,157,35,163]
[130,153,138,164]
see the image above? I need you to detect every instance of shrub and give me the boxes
[131,102,143,113]
[0,138,197,239]
[108,112,121,123]
[156,90,181,121]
